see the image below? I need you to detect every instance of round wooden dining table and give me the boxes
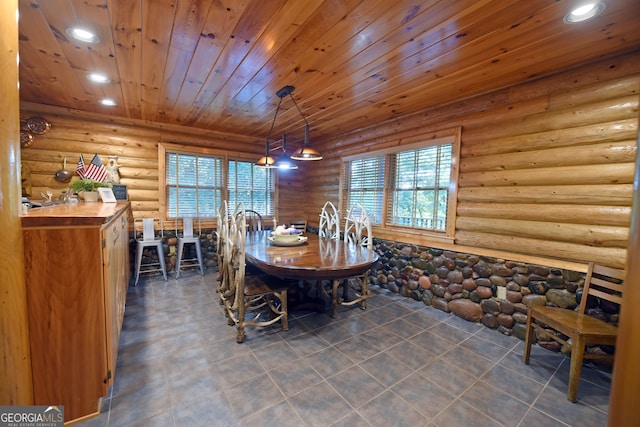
[244,231,378,281]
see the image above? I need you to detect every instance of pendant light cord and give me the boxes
[265,96,284,157]
[289,94,309,126]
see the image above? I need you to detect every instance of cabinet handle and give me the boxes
[113,226,120,244]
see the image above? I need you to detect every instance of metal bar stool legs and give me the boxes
[175,217,205,279]
[175,239,205,278]
[134,240,168,285]
[133,218,168,286]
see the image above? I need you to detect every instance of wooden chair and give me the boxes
[319,201,340,240]
[523,262,625,402]
[331,203,373,316]
[133,218,167,285]
[223,202,288,343]
[239,209,263,232]
[288,219,307,233]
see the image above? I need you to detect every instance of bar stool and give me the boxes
[134,218,167,285]
[175,217,205,278]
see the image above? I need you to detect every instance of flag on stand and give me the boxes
[82,154,109,182]
[76,154,86,178]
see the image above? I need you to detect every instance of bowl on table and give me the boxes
[272,233,301,243]
[271,225,303,243]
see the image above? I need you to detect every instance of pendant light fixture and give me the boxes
[254,133,276,168]
[256,85,322,169]
[291,123,322,160]
[290,94,322,160]
[273,133,298,170]
[255,87,288,168]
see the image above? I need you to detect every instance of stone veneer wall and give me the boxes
[367,238,620,354]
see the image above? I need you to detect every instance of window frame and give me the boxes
[340,127,460,244]
[159,143,277,229]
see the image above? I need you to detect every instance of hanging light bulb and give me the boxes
[273,134,298,170]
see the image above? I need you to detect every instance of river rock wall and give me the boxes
[367,238,620,354]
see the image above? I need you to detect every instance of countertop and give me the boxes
[21,201,131,227]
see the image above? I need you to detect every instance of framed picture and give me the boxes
[98,187,117,203]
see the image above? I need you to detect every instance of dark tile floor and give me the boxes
[77,270,612,427]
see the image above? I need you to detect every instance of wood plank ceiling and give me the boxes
[17,0,640,146]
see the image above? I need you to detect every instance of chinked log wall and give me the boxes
[307,51,639,270]
[19,50,638,269]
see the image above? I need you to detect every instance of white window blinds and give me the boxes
[228,159,275,216]
[166,152,223,218]
[389,144,452,231]
[343,156,385,225]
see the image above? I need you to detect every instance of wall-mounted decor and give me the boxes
[20,130,33,148]
[20,116,51,149]
[25,116,51,135]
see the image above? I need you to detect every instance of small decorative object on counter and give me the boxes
[68,178,111,202]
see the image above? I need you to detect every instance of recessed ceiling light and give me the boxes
[564,2,606,23]
[66,27,98,43]
[100,98,117,106]
[87,73,109,83]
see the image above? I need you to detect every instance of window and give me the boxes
[343,156,385,225]
[165,151,223,218]
[389,144,452,231]
[228,159,275,215]
[162,145,276,220]
[341,128,460,239]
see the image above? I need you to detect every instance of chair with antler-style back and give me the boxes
[330,203,373,317]
[222,202,288,343]
[523,262,625,402]
[215,201,230,302]
[297,202,340,307]
[319,201,340,240]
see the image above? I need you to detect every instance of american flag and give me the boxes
[82,154,109,182]
[76,154,86,178]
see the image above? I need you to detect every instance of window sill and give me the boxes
[373,226,454,247]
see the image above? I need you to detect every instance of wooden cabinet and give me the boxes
[22,202,131,423]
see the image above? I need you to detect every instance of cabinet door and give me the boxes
[103,210,128,386]
[25,226,108,419]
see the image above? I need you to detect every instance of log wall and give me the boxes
[19,50,638,269]
[307,51,639,269]
[18,106,261,227]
